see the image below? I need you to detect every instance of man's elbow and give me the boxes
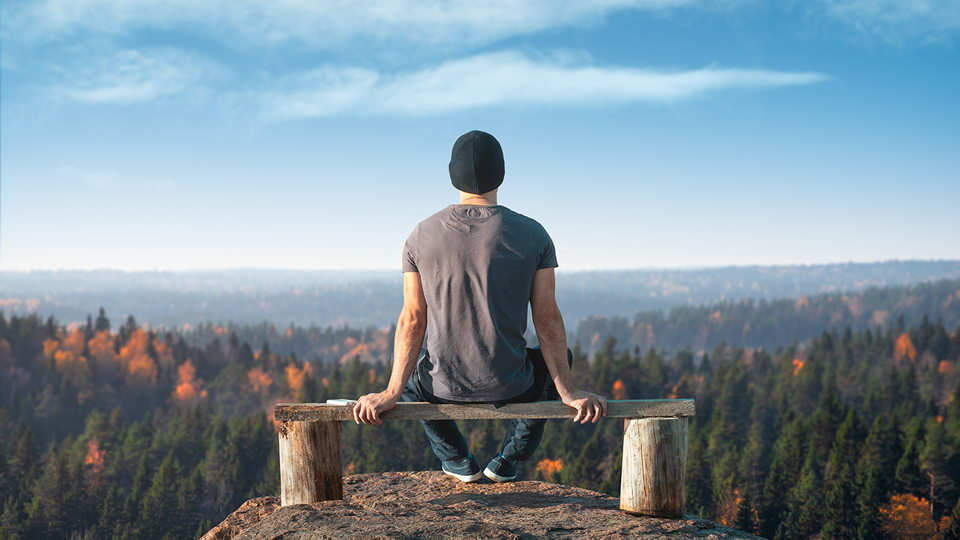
[398,310,427,334]
[532,306,564,331]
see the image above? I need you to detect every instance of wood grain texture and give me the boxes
[278,421,343,505]
[274,399,695,422]
[619,417,689,518]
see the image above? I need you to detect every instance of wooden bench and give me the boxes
[274,399,695,518]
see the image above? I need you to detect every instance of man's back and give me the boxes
[402,204,557,402]
[352,131,606,484]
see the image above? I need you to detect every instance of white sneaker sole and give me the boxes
[443,469,483,483]
[483,467,517,483]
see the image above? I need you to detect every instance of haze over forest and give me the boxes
[3,260,958,331]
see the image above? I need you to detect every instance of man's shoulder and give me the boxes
[499,206,550,235]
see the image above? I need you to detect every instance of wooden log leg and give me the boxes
[620,417,688,518]
[278,420,343,505]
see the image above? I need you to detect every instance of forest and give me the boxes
[1,300,959,539]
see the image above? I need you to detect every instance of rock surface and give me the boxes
[201,471,766,540]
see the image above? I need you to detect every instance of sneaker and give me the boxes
[442,454,483,483]
[484,453,518,483]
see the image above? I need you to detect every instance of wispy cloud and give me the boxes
[811,0,960,42]
[258,52,829,119]
[52,48,218,105]
[3,0,696,49]
[5,0,955,51]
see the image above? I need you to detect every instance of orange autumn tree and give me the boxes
[118,329,158,387]
[894,333,918,363]
[878,494,937,540]
[285,362,313,400]
[84,436,106,489]
[248,367,273,394]
[612,379,628,400]
[173,359,207,404]
[535,458,563,481]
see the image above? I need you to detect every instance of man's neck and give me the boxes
[458,189,498,206]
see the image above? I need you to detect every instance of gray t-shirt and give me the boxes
[402,204,558,402]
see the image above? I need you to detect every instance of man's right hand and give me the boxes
[352,391,400,425]
[562,390,608,424]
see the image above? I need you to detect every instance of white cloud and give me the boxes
[812,0,960,42]
[54,48,217,104]
[3,0,955,54]
[258,51,829,119]
[4,0,695,49]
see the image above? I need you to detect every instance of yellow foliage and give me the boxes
[878,493,936,540]
[535,458,563,478]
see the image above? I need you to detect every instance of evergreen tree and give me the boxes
[821,463,860,540]
[758,417,804,538]
[96,484,125,537]
[137,451,181,540]
[855,463,885,540]
[685,436,713,518]
[176,468,203,540]
[734,486,756,534]
[894,420,927,498]
[94,308,111,332]
[826,408,865,489]
[919,419,952,516]
[0,496,24,540]
[941,496,960,540]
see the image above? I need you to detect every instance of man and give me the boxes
[353,130,607,483]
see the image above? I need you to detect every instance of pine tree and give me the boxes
[0,496,24,540]
[894,419,927,498]
[919,419,951,517]
[137,451,181,540]
[176,468,203,540]
[564,429,603,492]
[821,463,859,540]
[940,496,960,540]
[855,463,884,540]
[734,486,756,534]
[96,484,125,536]
[758,417,804,538]
[685,436,713,518]
[94,308,111,332]
[826,408,865,489]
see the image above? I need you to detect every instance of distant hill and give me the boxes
[2,260,959,330]
[575,276,960,356]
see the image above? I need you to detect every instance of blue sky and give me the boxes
[1,0,958,272]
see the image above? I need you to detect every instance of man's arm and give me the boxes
[353,272,427,425]
[531,267,608,424]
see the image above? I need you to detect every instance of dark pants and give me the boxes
[400,347,572,463]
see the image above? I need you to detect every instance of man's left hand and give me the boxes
[353,392,400,425]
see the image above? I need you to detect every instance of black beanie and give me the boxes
[448,130,505,195]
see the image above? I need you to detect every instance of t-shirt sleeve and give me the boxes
[401,228,419,273]
[537,230,559,270]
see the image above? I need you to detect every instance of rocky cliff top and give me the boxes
[201,471,765,540]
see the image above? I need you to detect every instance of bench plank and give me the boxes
[274,399,694,422]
